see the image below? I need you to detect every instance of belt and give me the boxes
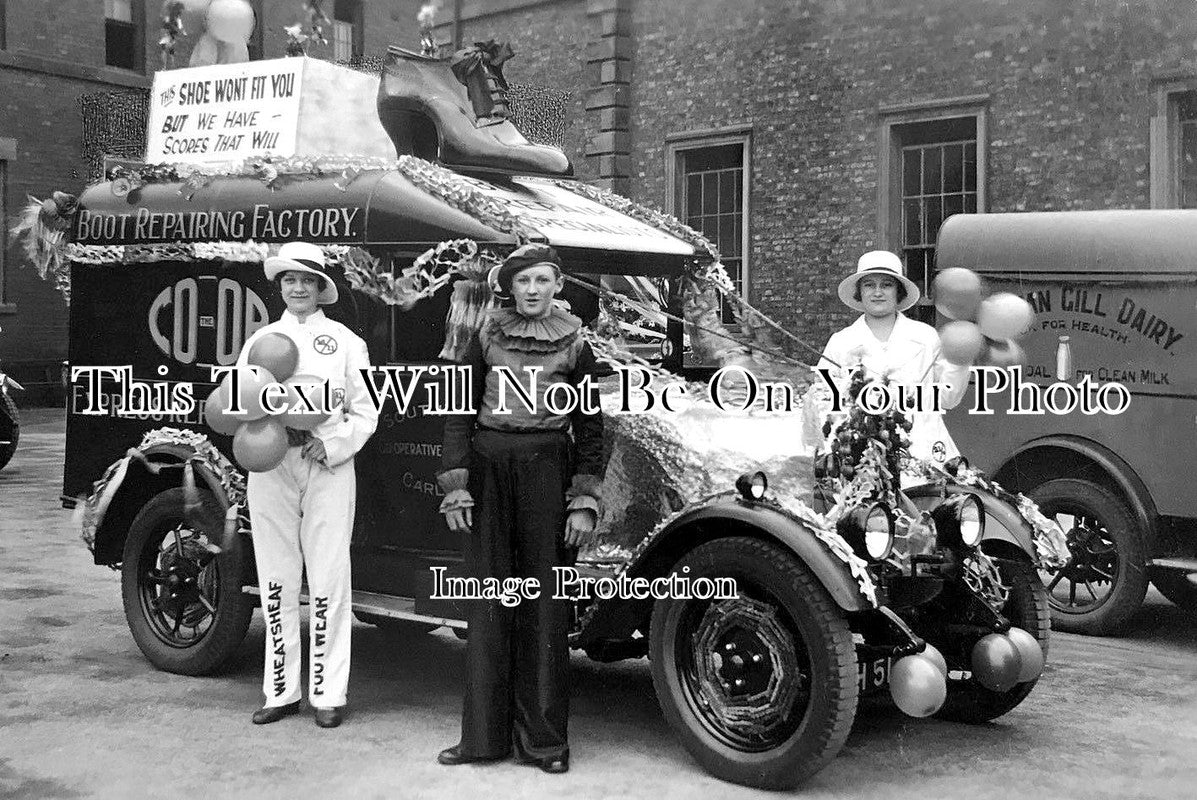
[475,423,569,435]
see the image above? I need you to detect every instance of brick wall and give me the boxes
[436,0,1197,355]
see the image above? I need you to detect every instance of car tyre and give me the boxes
[935,558,1051,723]
[649,537,858,790]
[121,487,254,676]
[1030,478,1147,636]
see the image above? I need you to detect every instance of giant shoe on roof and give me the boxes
[377,43,573,177]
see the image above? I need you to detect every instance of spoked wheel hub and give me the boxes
[1041,514,1118,612]
[680,594,810,752]
[139,525,220,647]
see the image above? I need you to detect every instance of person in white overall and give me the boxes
[819,251,970,464]
[239,242,378,728]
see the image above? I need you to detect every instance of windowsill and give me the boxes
[0,303,17,315]
[0,50,150,88]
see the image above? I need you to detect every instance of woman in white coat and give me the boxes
[819,251,969,464]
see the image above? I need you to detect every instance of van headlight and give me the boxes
[932,492,986,549]
[841,502,895,561]
[958,494,984,546]
[735,471,768,500]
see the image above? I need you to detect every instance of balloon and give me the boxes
[229,365,277,421]
[939,320,985,365]
[1005,627,1045,683]
[889,654,947,718]
[982,338,1026,368]
[247,333,299,384]
[218,39,249,64]
[206,0,255,43]
[232,417,289,472]
[971,633,1022,692]
[278,374,333,431]
[933,268,983,321]
[202,382,242,436]
[921,642,948,678]
[189,31,221,67]
[977,292,1035,340]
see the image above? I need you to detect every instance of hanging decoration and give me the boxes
[418,1,443,58]
[159,1,187,69]
[285,0,330,56]
[8,193,78,302]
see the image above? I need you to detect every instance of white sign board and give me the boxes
[144,58,397,165]
[146,60,305,164]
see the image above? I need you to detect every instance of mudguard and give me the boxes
[577,494,873,646]
[88,437,236,565]
[905,483,1038,561]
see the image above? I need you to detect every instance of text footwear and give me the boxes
[251,701,300,725]
[313,706,344,728]
[436,745,507,766]
[377,46,572,177]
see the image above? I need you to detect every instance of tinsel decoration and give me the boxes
[159,1,186,69]
[284,0,330,56]
[432,241,504,361]
[342,246,445,310]
[9,193,77,302]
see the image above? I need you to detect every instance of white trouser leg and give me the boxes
[247,452,304,708]
[298,456,355,709]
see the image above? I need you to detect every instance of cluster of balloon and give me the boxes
[933,268,1036,367]
[202,333,331,472]
[889,643,948,717]
[815,367,912,485]
[971,627,1046,692]
[182,0,256,66]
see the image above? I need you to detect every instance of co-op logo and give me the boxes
[149,277,268,365]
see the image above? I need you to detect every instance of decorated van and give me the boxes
[26,49,1065,789]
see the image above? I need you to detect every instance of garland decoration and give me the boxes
[285,0,330,56]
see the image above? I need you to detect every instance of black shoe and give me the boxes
[538,755,569,774]
[251,701,300,725]
[313,706,344,728]
[437,745,506,766]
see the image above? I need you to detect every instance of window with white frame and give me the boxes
[878,100,987,324]
[333,0,362,62]
[667,129,751,324]
[1151,81,1197,208]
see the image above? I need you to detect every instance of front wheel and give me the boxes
[121,487,254,675]
[648,537,858,790]
[1031,478,1147,635]
[935,558,1051,723]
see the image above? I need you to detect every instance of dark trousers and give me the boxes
[460,429,575,762]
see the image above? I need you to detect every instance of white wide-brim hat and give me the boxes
[264,242,339,305]
[836,250,920,313]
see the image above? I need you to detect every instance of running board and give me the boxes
[243,586,468,629]
[1149,557,1197,575]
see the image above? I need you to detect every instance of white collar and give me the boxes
[281,308,327,326]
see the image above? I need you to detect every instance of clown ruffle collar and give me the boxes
[486,305,582,353]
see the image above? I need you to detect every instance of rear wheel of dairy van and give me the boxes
[648,538,858,790]
[1031,478,1146,636]
[121,488,254,675]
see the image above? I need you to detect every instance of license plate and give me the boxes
[858,657,891,694]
